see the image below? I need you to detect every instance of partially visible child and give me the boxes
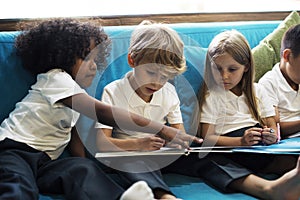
[0,18,200,200]
[195,29,300,199]
[95,20,187,200]
[258,24,300,138]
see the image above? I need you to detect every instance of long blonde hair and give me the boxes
[198,30,265,128]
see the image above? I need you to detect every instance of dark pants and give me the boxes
[95,150,252,193]
[95,155,174,197]
[163,153,253,192]
[223,124,275,171]
[0,138,125,200]
[161,124,275,192]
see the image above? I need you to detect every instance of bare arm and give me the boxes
[96,128,165,151]
[201,123,243,146]
[61,93,202,147]
[274,106,300,137]
[61,93,162,132]
[167,123,192,148]
[170,123,186,132]
[280,120,300,137]
[96,128,124,152]
[261,116,278,144]
[68,127,86,157]
[201,123,264,146]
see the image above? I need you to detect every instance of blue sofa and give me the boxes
[0,19,291,200]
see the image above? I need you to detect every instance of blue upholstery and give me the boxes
[0,31,34,123]
[164,174,257,200]
[0,20,281,200]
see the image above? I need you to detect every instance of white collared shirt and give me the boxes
[200,84,275,135]
[258,63,300,122]
[0,69,86,159]
[95,71,183,139]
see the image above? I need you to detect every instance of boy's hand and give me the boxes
[137,136,165,151]
[158,126,203,148]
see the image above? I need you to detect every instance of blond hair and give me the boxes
[198,30,265,126]
[128,20,186,78]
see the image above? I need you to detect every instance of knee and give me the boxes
[0,169,38,200]
[67,158,101,177]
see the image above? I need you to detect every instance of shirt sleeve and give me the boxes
[258,71,279,107]
[255,83,276,118]
[200,91,218,125]
[32,70,87,106]
[166,90,183,124]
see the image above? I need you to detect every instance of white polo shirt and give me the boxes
[200,84,275,135]
[258,63,300,122]
[0,69,86,159]
[95,71,183,139]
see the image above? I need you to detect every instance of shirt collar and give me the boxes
[214,85,245,101]
[124,71,162,107]
[274,63,299,92]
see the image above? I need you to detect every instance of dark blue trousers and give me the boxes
[163,125,276,192]
[0,138,125,200]
[163,153,253,192]
[95,155,174,196]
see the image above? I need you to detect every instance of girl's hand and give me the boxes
[241,127,263,146]
[137,136,165,151]
[261,127,278,145]
[158,126,203,149]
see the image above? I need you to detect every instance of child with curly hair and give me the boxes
[0,18,200,200]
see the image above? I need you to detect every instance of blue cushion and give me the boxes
[37,173,258,200]
[164,174,257,200]
[174,46,206,135]
[169,21,281,48]
[95,53,131,100]
[0,31,35,122]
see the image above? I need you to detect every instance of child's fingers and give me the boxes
[246,129,262,139]
[262,130,278,144]
[152,136,165,143]
[171,135,194,149]
[153,141,165,148]
[159,128,202,148]
[182,135,203,148]
[261,127,275,133]
[193,136,204,144]
[243,128,262,145]
[165,143,182,149]
[251,127,264,132]
[173,138,189,149]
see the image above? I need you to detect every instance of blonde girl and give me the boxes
[193,30,300,200]
[199,30,277,146]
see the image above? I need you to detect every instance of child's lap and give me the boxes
[223,124,275,172]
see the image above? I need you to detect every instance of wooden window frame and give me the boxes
[0,11,298,31]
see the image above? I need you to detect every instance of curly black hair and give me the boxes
[15,18,111,76]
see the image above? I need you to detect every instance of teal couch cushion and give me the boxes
[0,31,35,123]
